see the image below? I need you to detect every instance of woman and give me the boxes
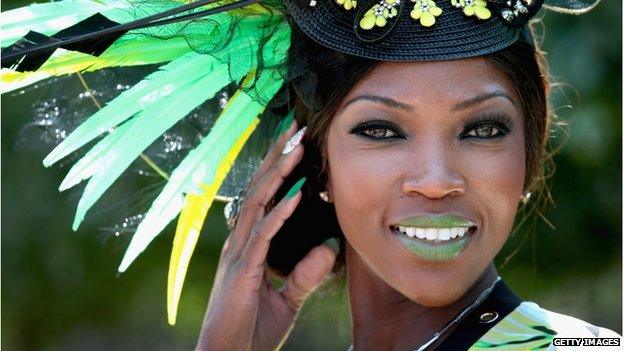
[1,0,619,349]
[194,3,620,349]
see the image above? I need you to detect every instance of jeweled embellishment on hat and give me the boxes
[410,0,443,27]
[359,0,400,29]
[352,0,540,31]
[500,0,530,22]
[336,0,357,10]
[451,0,491,19]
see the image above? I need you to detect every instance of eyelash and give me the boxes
[460,113,514,140]
[348,119,405,141]
[348,114,514,141]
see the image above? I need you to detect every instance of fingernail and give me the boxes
[272,110,296,141]
[282,126,307,155]
[322,237,340,254]
[285,177,306,198]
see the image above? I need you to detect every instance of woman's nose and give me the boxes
[401,145,467,199]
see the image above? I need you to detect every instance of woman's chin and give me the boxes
[401,286,467,307]
[366,267,472,307]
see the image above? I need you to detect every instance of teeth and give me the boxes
[438,228,451,240]
[450,228,459,239]
[415,228,426,239]
[396,226,470,242]
[425,228,437,240]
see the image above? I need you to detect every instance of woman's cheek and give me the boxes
[462,144,525,244]
[332,150,389,205]
[327,140,397,240]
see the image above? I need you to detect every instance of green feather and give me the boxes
[43,52,223,167]
[1,0,244,92]
[117,21,292,271]
[1,3,239,93]
[2,35,194,94]
[38,36,193,72]
[69,60,235,230]
[1,0,134,47]
[59,118,135,191]
[118,68,286,272]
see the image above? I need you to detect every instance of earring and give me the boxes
[319,191,330,202]
[521,192,532,205]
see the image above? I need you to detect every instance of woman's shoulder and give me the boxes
[470,300,621,350]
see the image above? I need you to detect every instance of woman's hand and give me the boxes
[196,122,338,351]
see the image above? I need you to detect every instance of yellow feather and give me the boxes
[167,118,259,325]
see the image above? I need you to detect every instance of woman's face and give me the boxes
[325,57,526,306]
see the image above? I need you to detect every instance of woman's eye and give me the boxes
[465,125,501,138]
[349,119,404,141]
[461,114,513,140]
[362,128,398,139]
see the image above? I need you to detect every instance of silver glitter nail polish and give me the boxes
[282,127,306,154]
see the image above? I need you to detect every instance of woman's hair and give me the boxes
[266,23,551,277]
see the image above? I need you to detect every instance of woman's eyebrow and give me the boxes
[341,91,516,113]
[450,91,517,111]
[341,94,414,112]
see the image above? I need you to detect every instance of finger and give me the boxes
[247,142,304,224]
[230,142,304,253]
[248,119,298,190]
[238,187,303,268]
[226,131,304,257]
[278,243,338,313]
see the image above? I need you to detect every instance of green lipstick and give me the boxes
[394,214,475,262]
[397,233,472,262]
[396,214,475,228]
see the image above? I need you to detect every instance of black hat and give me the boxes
[284,0,542,61]
[282,0,600,61]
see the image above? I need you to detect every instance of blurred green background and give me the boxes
[1,1,621,350]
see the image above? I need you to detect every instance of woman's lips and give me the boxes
[394,213,476,229]
[389,214,478,261]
